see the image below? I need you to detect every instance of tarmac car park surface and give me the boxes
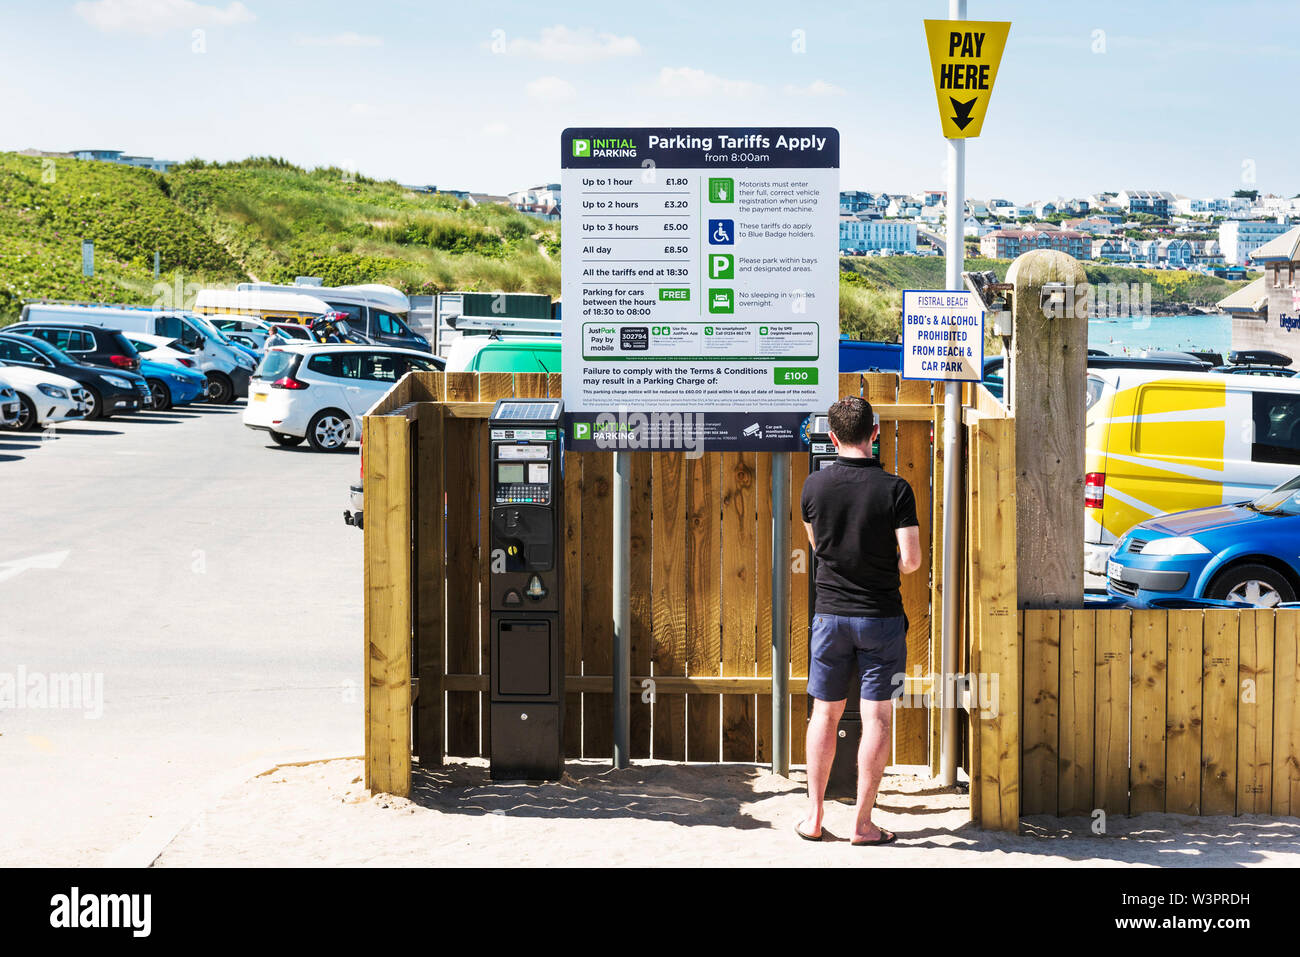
[0,401,362,866]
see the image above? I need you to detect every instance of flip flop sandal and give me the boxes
[851,829,897,847]
[794,822,824,842]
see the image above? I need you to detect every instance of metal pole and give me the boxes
[770,450,791,776]
[612,449,631,769]
[939,0,967,787]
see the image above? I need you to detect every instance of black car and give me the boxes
[5,320,143,373]
[0,331,148,419]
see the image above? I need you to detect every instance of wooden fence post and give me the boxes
[364,412,413,797]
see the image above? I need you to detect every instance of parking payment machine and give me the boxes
[807,411,876,800]
[487,399,565,780]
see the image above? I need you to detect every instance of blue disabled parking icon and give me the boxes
[708,219,735,245]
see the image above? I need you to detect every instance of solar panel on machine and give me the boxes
[491,400,562,422]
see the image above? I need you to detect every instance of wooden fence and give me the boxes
[1022,607,1300,819]
[363,371,959,796]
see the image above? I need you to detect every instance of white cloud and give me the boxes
[526,76,576,100]
[654,67,762,98]
[783,80,846,97]
[74,0,255,33]
[295,32,383,48]
[503,25,640,62]
[481,122,509,136]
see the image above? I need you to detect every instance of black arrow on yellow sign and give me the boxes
[949,96,977,131]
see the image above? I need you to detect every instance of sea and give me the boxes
[1089,313,1230,358]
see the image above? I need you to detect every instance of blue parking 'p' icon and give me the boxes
[708,219,734,245]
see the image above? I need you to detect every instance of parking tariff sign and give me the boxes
[901,289,985,382]
[561,127,840,452]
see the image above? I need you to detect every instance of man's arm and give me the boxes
[896,525,921,574]
[803,522,815,551]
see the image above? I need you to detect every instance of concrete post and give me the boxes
[1005,250,1090,609]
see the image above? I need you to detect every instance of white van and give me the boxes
[235,282,429,351]
[19,303,255,403]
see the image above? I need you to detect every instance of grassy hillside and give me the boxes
[0,153,560,323]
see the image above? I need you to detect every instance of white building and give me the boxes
[839,216,918,254]
[1219,219,1293,265]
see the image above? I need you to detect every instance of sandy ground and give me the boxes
[153,757,1300,867]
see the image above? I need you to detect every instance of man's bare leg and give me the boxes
[852,698,893,842]
[800,697,847,837]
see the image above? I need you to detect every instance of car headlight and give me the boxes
[1141,536,1211,556]
[37,384,69,399]
[100,374,132,389]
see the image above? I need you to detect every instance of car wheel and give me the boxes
[1207,564,1296,608]
[205,372,234,404]
[270,431,305,448]
[7,394,37,432]
[147,378,171,411]
[306,410,353,452]
[83,386,107,420]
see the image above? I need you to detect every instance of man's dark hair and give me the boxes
[827,396,876,448]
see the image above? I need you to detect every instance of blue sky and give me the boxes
[0,0,1294,200]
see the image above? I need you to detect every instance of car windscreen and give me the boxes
[255,350,299,380]
[1085,375,1105,411]
[5,334,68,363]
[1251,474,1300,516]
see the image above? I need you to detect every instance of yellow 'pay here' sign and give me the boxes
[923,19,1010,139]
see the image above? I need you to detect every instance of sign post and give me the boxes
[923,2,1009,787]
[561,127,840,773]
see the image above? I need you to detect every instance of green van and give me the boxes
[445,337,560,373]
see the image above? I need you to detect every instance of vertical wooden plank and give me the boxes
[477,373,515,756]
[1201,609,1239,816]
[838,372,862,398]
[582,452,615,759]
[546,372,562,398]
[629,453,654,758]
[414,404,446,768]
[363,414,412,796]
[1272,611,1300,815]
[686,453,722,761]
[1236,610,1274,815]
[1129,608,1168,815]
[442,372,481,757]
[721,451,758,762]
[562,451,583,757]
[896,418,930,765]
[897,378,932,404]
[651,452,687,760]
[1166,610,1204,816]
[929,403,944,776]
[972,416,1018,830]
[1093,609,1131,815]
[755,452,774,763]
[1058,609,1095,816]
[1021,608,1060,815]
[964,421,980,822]
[513,372,547,398]
[788,450,811,765]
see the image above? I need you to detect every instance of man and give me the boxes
[796,396,921,846]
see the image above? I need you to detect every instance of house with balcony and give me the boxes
[981,227,1088,260]
[839,215,917,254]
[1117,190,1175,219]
[1219,219,1293,265]
[1220,225,1300,368]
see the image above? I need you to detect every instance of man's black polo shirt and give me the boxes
[800,456,919,618]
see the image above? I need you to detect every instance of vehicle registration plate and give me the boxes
[253,393,267,402]
[1107,560,1122,582]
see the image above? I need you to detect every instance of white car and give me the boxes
[0,383,18,427]
[0,365,89,431]
[123,332,202,370]
[242,344,444,451]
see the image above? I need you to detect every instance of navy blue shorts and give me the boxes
[807,613,908,703]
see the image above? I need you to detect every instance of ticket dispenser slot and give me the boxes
[806,412,861,799]
[487,399,565,780]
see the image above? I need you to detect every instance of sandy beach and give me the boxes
[150,757,1300,867]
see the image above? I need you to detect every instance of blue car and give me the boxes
[1107,473,1300,607]
[139,359,207,410]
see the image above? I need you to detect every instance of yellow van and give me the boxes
[1084,369,1300,576]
